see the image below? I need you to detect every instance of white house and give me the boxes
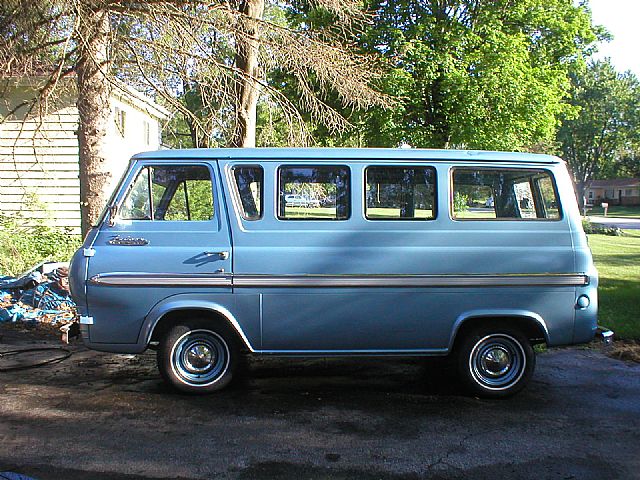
[0,77,169,232]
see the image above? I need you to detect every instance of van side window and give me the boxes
[452,168,560,220]
[231,166,263,220]
[278,166,350,220]
[365,166,436,220]
[119,167,151,220]
[119,165,214,221]
[537,175,560,218]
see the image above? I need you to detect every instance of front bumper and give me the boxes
[596,326,614,346]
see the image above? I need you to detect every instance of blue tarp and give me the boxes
[0,271,43,290]
[0,267,76,325]
[0,473,39,480]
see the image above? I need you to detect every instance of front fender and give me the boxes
[139,293,260,352]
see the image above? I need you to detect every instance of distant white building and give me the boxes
[0,77,169,232]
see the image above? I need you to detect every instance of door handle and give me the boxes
[204,251,229,260]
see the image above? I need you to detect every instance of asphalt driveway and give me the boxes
[0,326,639,480]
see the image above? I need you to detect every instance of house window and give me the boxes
[588,191,593,199]
[114,107,126,138]
[625,189,633,196]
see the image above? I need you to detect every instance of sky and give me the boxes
[587,0,640,77]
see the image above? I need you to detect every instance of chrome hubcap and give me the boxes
[469,334,526,391]
[184,344,214,373]
[480,346,512,377]
[171,329,229,387]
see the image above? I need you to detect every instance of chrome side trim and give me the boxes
[89,272,588,288]
[90,273,232,287]
[232,274,588,288]
[256,348,450,356]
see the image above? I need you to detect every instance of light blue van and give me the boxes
[69,148,612,397]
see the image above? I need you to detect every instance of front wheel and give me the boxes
[456,326,535,398]
[157,320,237,394]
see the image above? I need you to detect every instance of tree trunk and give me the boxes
[76,6,111,236]
[230,0,265,148]
[575,181,587,210]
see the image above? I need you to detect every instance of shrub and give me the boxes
[453,192,469,214]
[582,218,623,236]
[0,213,81,277]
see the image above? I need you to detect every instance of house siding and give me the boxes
[0,102,81,229]
[0,83,167,233]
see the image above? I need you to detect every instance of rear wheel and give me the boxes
[157,319,237,394]
[456,325,535,398]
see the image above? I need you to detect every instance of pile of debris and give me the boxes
[0,263,77,327]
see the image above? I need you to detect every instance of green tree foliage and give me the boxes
[612,151,640,178]
[1,0,387,232]
[318,0,599,150]
[165,180,213,221]
[558,60,640,199]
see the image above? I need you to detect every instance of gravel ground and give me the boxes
[0,324,639,480]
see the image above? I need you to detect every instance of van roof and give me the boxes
[133,147,561,164]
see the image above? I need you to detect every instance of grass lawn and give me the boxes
[285,207,437,219]
[284,206,337,219]
[589,230,640,339]
[587,205,640,218]
[366,207,434,219]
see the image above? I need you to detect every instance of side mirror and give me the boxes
[108,204,118,227]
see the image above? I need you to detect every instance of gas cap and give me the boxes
[576,295,590,309]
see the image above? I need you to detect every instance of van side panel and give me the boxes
[258,289,571,352]
[222,159,579,353]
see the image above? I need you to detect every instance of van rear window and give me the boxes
[365,166,436,220]
[278,166,350,220]
[452,168,561,220]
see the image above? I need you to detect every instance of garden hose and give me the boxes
[0,346,72,372]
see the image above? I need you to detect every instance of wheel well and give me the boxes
[149,309,246,350]
[452,316,547,350]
